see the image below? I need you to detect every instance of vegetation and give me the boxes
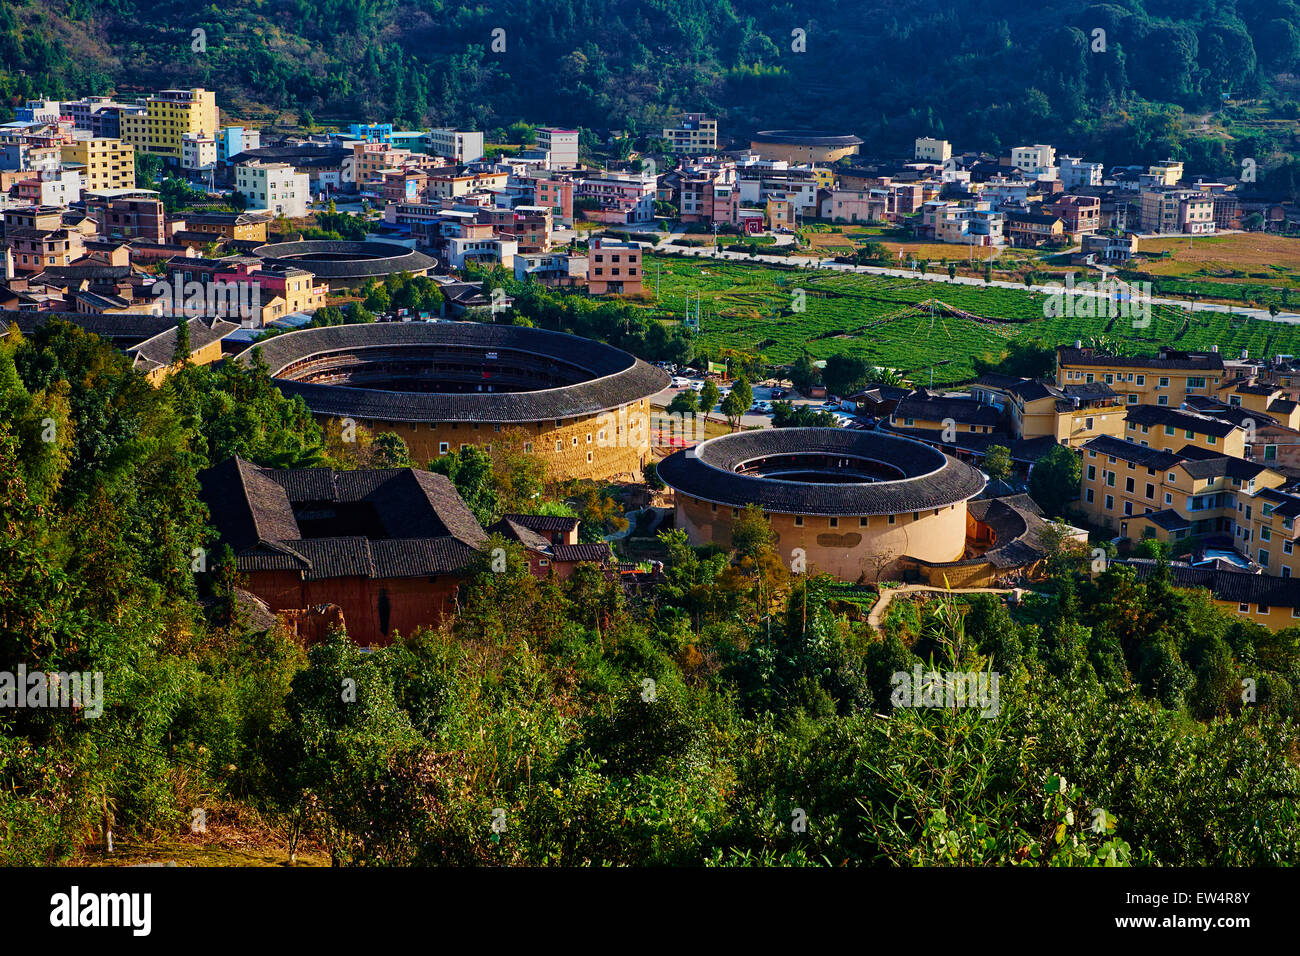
[3,322,1300,866]
[7,0,1300,192]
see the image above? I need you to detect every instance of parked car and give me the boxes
[671,377,691,388]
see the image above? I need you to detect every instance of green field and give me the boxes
[643,254,1300,384]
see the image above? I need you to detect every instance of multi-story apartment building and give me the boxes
[7,221,86,275]
[174,210,272,243]
[735,160,822,215]
[587,237,642,294]
[1044,195,1101,237]
[1009,144,1056,177]
[424,128,485,164]
[914,137,951,163]
[662,113,718,155]
[513,251,588,288]
[16,100,63,124]
[217,127,261,164]
[970,375,1126,448]
[678,161,738,225]
[1057,155,1104,189]
[536,127,580,168]
[120,88,219,165]
[86,193,166,242]
[1079,434,1282,542]
[1122,404,1246,457]
[923,199,1005,246]
[181,132,218,172]
[1056,345,1226,408]
[1138,187,1215,235]
[576,171,655,224]
[14,168,83,207]
[61,96,147,139]
[1145,159,1184,187]
[60,138,135,191]
[235,161,310,218]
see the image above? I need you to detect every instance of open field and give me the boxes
[643,253,1300,384]
[1134,233,1300,289]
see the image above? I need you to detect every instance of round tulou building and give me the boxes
[658,428,987,581]
[241,321,670,480]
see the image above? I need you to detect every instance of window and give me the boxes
[439,442,449,454]
[1123,501,1132,516]
[1165,493,1173,504]
[1106,472,1115,487]
[1087,465,1096,480]
[1105,494,1114,510]
[1136,375,1145,386]
[1146,483,1154,499]
[1164,425,1175,437]
[1125,477,1135,493]
[555,440,562,452]
[1158,396,1168,406]
[794,515,803,526]
[888,514,896,524]
[1086,489,1095,503]
[1259,604,1270,615]
[1262,526,1272,541]
[1127,394,1138,404]
[1240,603,1250,613]
[829,517,838,528]
[859,517,869,526]
[1159,377,1169,388]
[1287,541,1294,555]
[1260,549,1270,567]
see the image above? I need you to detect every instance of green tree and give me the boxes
[1028,444,1081,517]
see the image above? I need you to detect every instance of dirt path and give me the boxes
[867,584,1014,631]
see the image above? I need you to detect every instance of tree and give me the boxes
[643,460,664,490]
[371,432,410,468]
[698,380,720,423]
[1028,444,1081,517]
[720,389,748,430]
[172,317,191,365]
[983,444,1012,481]
[790,353,819,395]
[823,353,871,397]
[667,390,698,415]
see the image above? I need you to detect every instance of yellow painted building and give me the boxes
[61,138,135,191]
[1056,345,1226,408]
[121,88,219,164]
[1123,405,1245,457]
[1080,435,1284,543]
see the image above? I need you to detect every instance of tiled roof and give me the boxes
[198,456,488,579]
[488,517,552,552]
[966,494,1055,568]
[893,391,1002,426]
[1134,509,1191,532]
[1119,559,1300,608]
[1126,404,1237,437]
[658,428,985,516]
[127,317,240,373]
[243,321,670,423]
[1058,346,1224,371]
[500,513,579,533]
[1177,455,1269,481]
[1082,435,1185,470]
[553,542,613,564]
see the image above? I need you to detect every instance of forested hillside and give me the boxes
[4,0,1300,177]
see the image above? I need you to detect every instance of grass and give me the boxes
[641,252,1300,384]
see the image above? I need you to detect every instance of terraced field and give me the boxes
[644,254,1300,383]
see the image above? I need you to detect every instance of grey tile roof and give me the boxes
[1119,559,1300,608]
[1126,404,1238,437]
[1082,435,1185,470]
[966,494,1054,568]
[500,513,579,533]
[252,240,437,280]
[1058,346,1224,372]
[198,456,489,579]
[128,317,240,373]
[658,428,986,516]
[553,542,613,563]
[893,391,1002,426]
[243,321,670,423]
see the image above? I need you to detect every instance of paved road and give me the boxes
[642,242,1300,325]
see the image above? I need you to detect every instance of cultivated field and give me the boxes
[644,253,1300,384]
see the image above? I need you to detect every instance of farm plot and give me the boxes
[643,253,1300,384]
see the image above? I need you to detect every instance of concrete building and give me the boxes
[1058,155,1104,189]
[914,137,952,163]
[576,171,656,224]
[425,128,485,164]
[217,127,261,164]
[235,161,310,218]
[120,88,219,165]
[1056,345,1226,408]
[662,113,718,155]
[181,132,218,172]
[1138,187,1215,235]
[536,127,580,168]
[1009,144,1056,178]
[60,138,135,192]
[587,237,642,295]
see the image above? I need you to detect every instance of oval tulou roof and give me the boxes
[658,428,985,516]
[241,321,670,424]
